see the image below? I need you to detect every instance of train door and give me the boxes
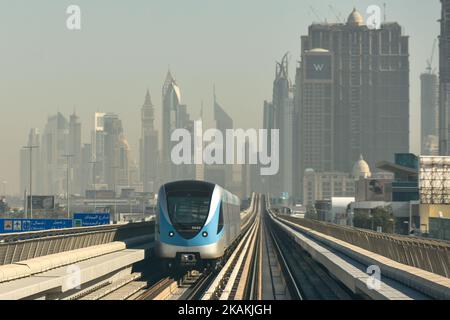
[223,200,230,246]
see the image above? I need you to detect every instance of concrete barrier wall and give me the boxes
[0,222,154,265]
[281,216,450,278]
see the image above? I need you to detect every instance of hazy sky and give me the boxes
[0,0,441,194]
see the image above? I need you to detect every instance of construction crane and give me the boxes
[328,5,342,23]
[426,38,437,74]
[309,6,322,23]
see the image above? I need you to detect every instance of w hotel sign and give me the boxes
[304,49,333,81]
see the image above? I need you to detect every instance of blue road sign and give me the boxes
[73,213,110,227]
[0,218,73,234]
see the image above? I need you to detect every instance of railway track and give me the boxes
[134,197,262,301]
[71,195,355,301]
[73,195,355,301]
[151,216,261,301]
[137,277,174,300]
[67,259,163,300]
[180,271,216,300]
[266,209,357,300]
[201,216,260,300]
[261,213,299,300]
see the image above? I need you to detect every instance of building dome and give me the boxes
[347,8,364,26]
[352,154,371,180]
[307,48,329,53]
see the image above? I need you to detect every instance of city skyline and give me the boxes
[0,0,442,194]
[1,1,450,304]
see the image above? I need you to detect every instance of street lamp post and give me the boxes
[142,196,145,222]
[89,161,97,213]
[23,145,39,219]
[2,181,7,199]
[63,154,74,219]
[111,165,119,223]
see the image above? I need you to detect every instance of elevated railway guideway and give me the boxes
[0,221,154,265]
[0,191,262,300]
[267,199,450,300]
[0,222,155,300]
[136,194,262,301]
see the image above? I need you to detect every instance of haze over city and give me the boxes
[0,0,441,194]
[2,0,450,304]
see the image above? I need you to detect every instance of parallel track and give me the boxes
[137,277,174,300]
[136,195,261,300]
[266,211,356,300]
[263,214,302,300]
[196,195,261,301]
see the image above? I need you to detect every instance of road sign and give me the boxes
[73,213,110,227]
[27,196,55,210]
[0,218,73,234]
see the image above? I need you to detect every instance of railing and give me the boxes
[0,222,155,265]
[280,216,450,278]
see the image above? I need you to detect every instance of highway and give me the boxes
[0,193,450,300]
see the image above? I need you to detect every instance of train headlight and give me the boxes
[169,231,175,237]
[202,231,208,237]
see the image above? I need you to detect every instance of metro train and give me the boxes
[155,180,250,268]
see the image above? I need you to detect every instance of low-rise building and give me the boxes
[349,154,421,234]
[418,156,450,236]
[303,169,355,207]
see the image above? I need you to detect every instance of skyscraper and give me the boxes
[296,48,334,198]
[262,101,275,194]
[294,8,410,200]
[103,113,129,190]
[140,90,159,193]
[20,128,41,195]
[421,72,439,155]
[161,71,196,182]
[80,143,92,196]
[41,113,69,195]
[272,53,294,199]
[91,112,106,187]
[177,104,196,181]
[439,0,450,155]
[205,88,234,189]
[161,71,182,183]
[92,112,131,191]
[68,112,82,194]
[117,135,131,187]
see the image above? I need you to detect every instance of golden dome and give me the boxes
[347,8,364,27]
[352,154,371,180]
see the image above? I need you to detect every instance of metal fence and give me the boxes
[0,222,154,265]
[281,216,450,278]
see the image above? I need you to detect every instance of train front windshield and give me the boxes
[167,191,211,237]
